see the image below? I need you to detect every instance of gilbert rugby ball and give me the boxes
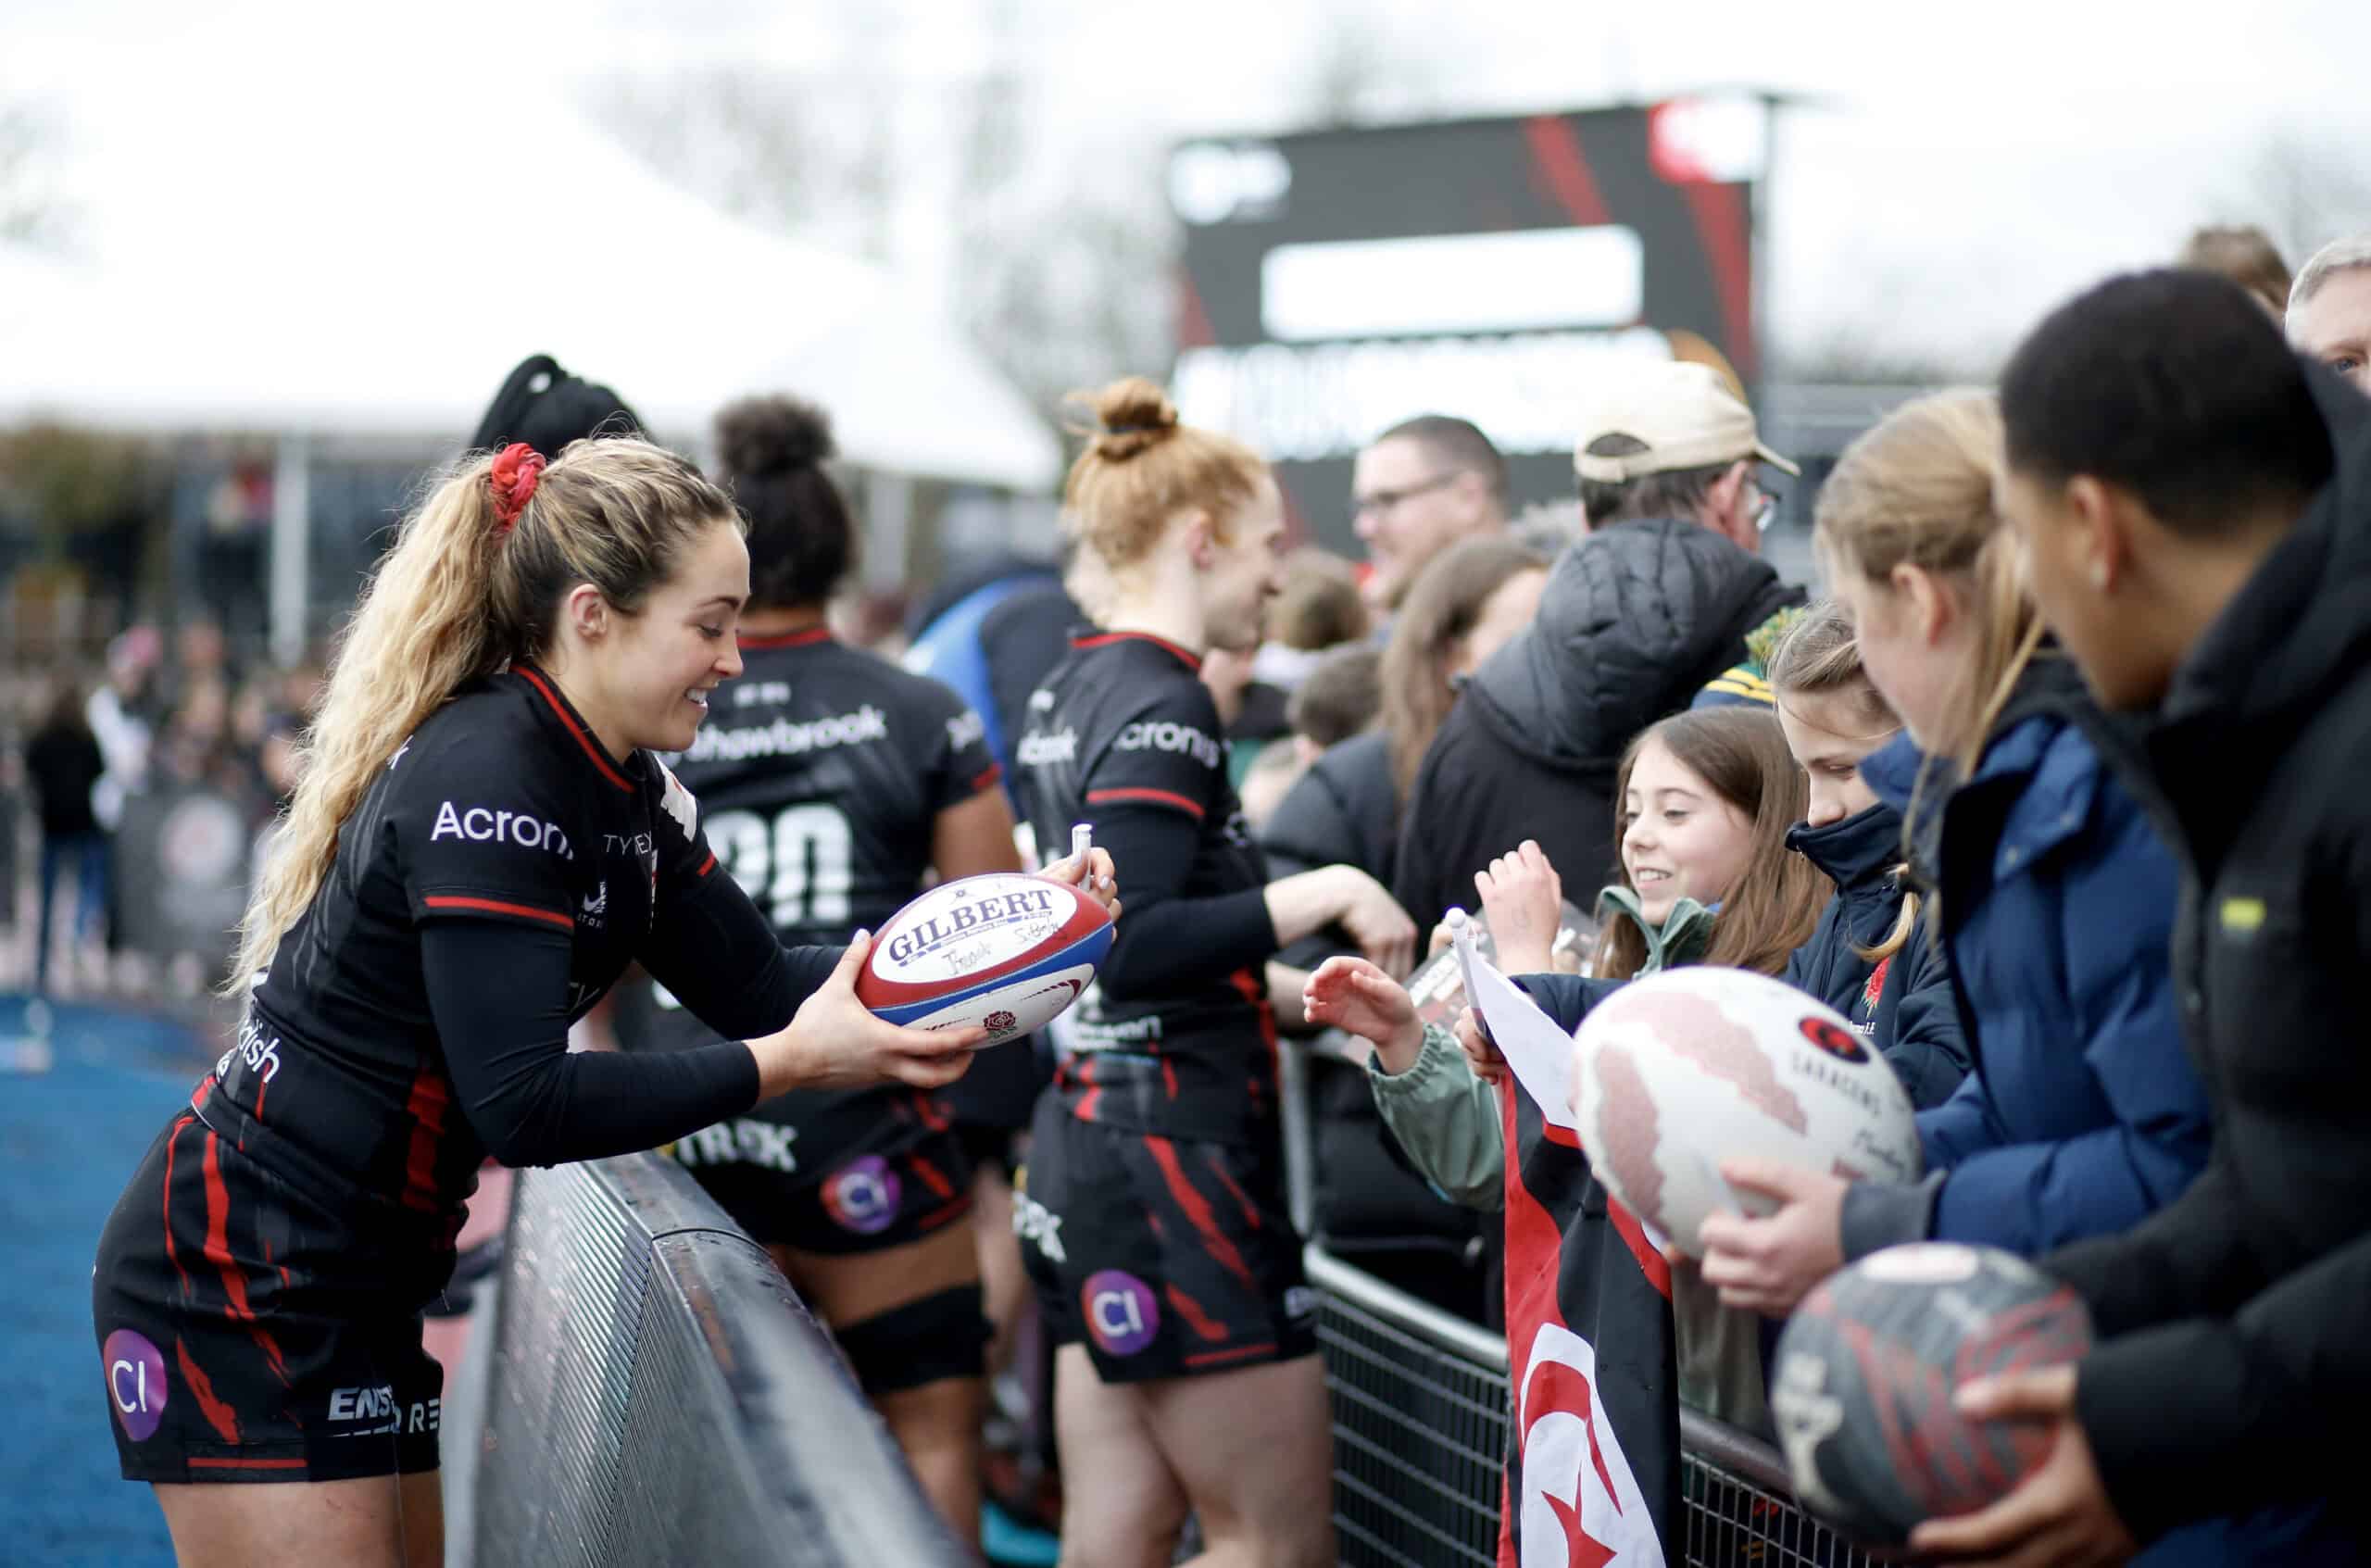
[856,872,1112,1047]
[1772,1242,2092,1546]
[1571,966,1921,1255]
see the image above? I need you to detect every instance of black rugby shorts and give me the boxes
[94,1112,445,1484]
[1017,1094,1316,1384]
[664,1088,975,1256]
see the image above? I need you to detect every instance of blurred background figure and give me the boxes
[1349,415,1510,616]
[25,671,107,995]
[2175,222,2292,317]
[2288,232,2371,394]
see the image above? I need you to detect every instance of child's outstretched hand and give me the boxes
[1450,1006,1507,1086]
[1475,839,1564,975]
[1303,956,1424,1073]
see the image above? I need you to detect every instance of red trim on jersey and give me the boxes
[1071,629,1203,672]
[421,895,574,930]
[399,1071,451,1215]
[513,664,634,794]
[162,1116,195,1301]
[1086,786,1205,820]
[1184,1341,1277,1369]
[695,851,716,878]
[190,1074,213,1112]
[176,1337,241,1443]
[914,1093,953,1134]
[1164,1282,1231,1342]
[1160,1056,1179,1101]
[202,1130,293,1386]
[737,626,833,650]
[248,1070,268,1129]
[1144,1135,1257,1290]
[188,1455,308,1471]
[969,763,1003,794]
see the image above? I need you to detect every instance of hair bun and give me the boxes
[716,395,836,480]
[1077,376,1179,461]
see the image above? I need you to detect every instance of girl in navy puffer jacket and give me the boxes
[1764,603,1968,1111]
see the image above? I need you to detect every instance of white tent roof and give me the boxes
[0,60,1060,491]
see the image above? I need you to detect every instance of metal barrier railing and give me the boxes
[1287,1022,1873,1568]
[474,1152,971,1568]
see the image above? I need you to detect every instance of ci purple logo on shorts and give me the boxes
[104,1328,169,1441]
[822,1156,902,1236]
[1082,1270,1160,1357]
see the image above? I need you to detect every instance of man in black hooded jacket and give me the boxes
[1391,362,1804,927]
[1910,270,2367,1562]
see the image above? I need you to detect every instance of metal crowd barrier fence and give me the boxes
[1286,1036,1873,1568]
[473,1152,970,1568]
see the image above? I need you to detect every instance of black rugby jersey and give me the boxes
[207,664,836,1234]
[634,629,1000,1102]
[1013,630,1281,1144]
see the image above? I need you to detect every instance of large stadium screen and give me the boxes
[1171,98,1766,548]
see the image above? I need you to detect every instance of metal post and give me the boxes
[268,434,312,668]
[864,469,913,592]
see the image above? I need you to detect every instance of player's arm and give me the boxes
[400,761,771,1164]
[421,921,763,1166]
[924,694,1024,879]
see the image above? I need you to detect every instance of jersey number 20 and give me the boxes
[704,803,854,928]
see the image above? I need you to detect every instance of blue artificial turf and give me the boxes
[0,993,211,1567]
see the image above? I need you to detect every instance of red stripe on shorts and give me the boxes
[909,1152,956,1201]
[1144,1135,1257,1290]
[176,1337,241,1443]
[161,1116,195,1302]
[1184,1342,1276,1369]
[187,1455,307,1471]
[400,1070,450,1213]
[1163,1283,1230,1343]
[202,1132,292,1386]
[1204,1148,1262,1232]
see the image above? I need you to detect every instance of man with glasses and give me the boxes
[1389,361,1805,930]
[1349,414,1511,614]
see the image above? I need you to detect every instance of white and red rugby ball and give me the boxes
[856,872,1112,1046]
[1571,966,1922,1256]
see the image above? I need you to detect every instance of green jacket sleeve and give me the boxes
[1365,1023,1505,1211]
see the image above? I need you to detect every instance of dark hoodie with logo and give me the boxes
[2039,366,2371,1552]
[1390,518,1802,926]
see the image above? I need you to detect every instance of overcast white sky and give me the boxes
[7,0,2370,372]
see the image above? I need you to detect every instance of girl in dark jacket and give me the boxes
[1694,389,2338,1566]
[1764,604,1968,1109]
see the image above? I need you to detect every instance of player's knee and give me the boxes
[832,1284,988,1397]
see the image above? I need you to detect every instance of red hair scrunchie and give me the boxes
[488,443,546,533]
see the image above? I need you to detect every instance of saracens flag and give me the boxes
[1499,1068,1678,1566]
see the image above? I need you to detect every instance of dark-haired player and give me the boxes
[1915,269,2358,1566]
[1012,378,1415,1568]
[87,437,1128,1568]
[629,394,1048,1549]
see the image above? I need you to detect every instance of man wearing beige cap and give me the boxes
[1390,360,1806,928]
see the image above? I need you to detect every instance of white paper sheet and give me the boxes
[1450,912,1579,1131]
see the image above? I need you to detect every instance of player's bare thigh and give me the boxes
[1052,1343,1190,1568]
[773,1211,978,1324]
[1143,1353,1335,1568]
[153,1470,443,1568]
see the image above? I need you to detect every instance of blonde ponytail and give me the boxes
[227,437,736,993]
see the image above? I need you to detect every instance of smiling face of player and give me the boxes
[1198,474,1289,655]
[563,518,750,759]
[1620,732,1756,926]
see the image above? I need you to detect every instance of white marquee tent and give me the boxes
[0,62,1060,490]
[0,55,1060,656]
